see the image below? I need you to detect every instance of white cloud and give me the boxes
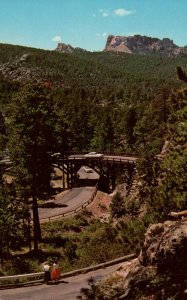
[99,9,109,17]
[51,35,62,42]
[96,32,108,38]
[102,32,107,37]
[99,8,135,18]
[114,8,135,16]
[102,12,109,17]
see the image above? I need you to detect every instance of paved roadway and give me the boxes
[37,186,96,222]
[0,262,126,300]
[36,154,137,223]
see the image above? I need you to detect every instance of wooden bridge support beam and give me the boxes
[111,165,116,191]
[126,162,135,193]
[62,163,66,189]
[53,157,136,193]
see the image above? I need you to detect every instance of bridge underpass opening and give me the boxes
[52,156,136,194]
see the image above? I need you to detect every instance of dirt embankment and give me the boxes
[87,191,112,221]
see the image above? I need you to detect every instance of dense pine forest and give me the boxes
[0,42,186,287]
[0,42,187,154]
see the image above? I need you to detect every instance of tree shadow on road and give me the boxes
[38,202,67,208]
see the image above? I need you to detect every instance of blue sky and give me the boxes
[0,0,187,51]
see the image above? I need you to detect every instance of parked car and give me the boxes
[51,152,61,158]
[83,166,94,173]
[84,152,104,158]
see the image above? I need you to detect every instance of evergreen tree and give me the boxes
[124,105,137,148]
[0,111,6,155]
[156,68,187,213]
[0,183,25,268]
[7,82,54,252]
[110,192,126,218]
[136,67,187,219]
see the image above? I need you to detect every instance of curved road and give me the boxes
[0,261,129,300]
[37,186,96,222]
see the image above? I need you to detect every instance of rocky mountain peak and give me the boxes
[55,43,74,53]
[104,34,187,57]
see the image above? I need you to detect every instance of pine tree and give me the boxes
[7,82,54,252]
[110,192,126,218]
[158,69,187,212]
[154,68,187,216]
[0,183,26,268]
[0,111,6,155]
[137,67,187,219]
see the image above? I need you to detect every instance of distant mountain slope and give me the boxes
[104,35,187,57]
[0,41,187,154]
[0,42,187,104]
[1,42,187,87]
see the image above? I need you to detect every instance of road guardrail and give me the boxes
[0,253,136,289]
[39,184,98,223]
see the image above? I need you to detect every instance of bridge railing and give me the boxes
[39,184,98,223]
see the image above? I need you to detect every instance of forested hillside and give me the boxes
[0,42,187,154]
[0,42,186,287]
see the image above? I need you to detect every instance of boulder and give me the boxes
[96,220,187,299]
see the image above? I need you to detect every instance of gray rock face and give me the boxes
[55,43,74,53]
[97,220,187,299]
[0,53,40,82]
[139,220,187,270]
[104,35,187,56]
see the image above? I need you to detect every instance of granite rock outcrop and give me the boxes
[0,53,40,82]
[55,43,74,53]
[97,219,187,299]
[104,34,187,57]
